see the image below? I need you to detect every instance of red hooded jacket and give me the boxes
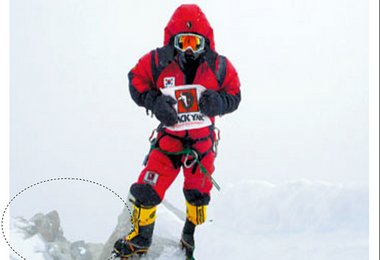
[128,4,241,139]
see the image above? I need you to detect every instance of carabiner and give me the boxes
[183,150,198,168]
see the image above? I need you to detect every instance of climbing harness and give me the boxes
[145,124,221,191]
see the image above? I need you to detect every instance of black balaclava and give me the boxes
[178,51,202,84]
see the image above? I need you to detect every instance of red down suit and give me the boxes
[128,4,241,207]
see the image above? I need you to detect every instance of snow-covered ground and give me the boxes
[9,179,368,260]
[10,217,46,260]
[194,180,368,260]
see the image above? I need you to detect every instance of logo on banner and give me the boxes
[163,77,175,88]
[143,171,159,186]
[175,88,199,113]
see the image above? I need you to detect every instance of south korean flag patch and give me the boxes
[164,77,175,88]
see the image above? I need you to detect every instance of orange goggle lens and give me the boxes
[174,34,205,53]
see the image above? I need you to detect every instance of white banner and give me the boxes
[160,84,212,131]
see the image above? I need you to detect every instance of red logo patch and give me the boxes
[143,171,159,186]
[175,88,198,114]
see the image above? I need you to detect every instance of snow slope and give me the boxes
[102,179,368,260]
[9,180,368,259]
[194,180,368,260]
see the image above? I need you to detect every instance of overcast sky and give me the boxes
[9,0,368,242]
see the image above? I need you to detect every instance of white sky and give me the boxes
[6,0,372,244]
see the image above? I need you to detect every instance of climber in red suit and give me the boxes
[113,4,241,259]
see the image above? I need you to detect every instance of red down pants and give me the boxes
[134,127,215,202]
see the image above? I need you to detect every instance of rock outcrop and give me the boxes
[11,210,103,260]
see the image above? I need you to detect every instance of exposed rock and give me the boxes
[30,210,62,242]
[71,240,92,260]
[11,211,105,260]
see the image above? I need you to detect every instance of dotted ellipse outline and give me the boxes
[1,177,132,260]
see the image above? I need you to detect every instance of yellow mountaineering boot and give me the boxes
[113,202,156,259]
[181,201,208,259]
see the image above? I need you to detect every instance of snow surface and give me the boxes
[9,180,368,260]
[10,217,47,260]
[194,180,368,260]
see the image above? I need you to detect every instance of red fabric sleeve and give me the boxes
[220,58,241,95]
[129,51,156,93]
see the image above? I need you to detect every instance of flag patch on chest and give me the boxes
[164,77,175,88]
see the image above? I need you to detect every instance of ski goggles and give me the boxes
[174,33,206,54]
